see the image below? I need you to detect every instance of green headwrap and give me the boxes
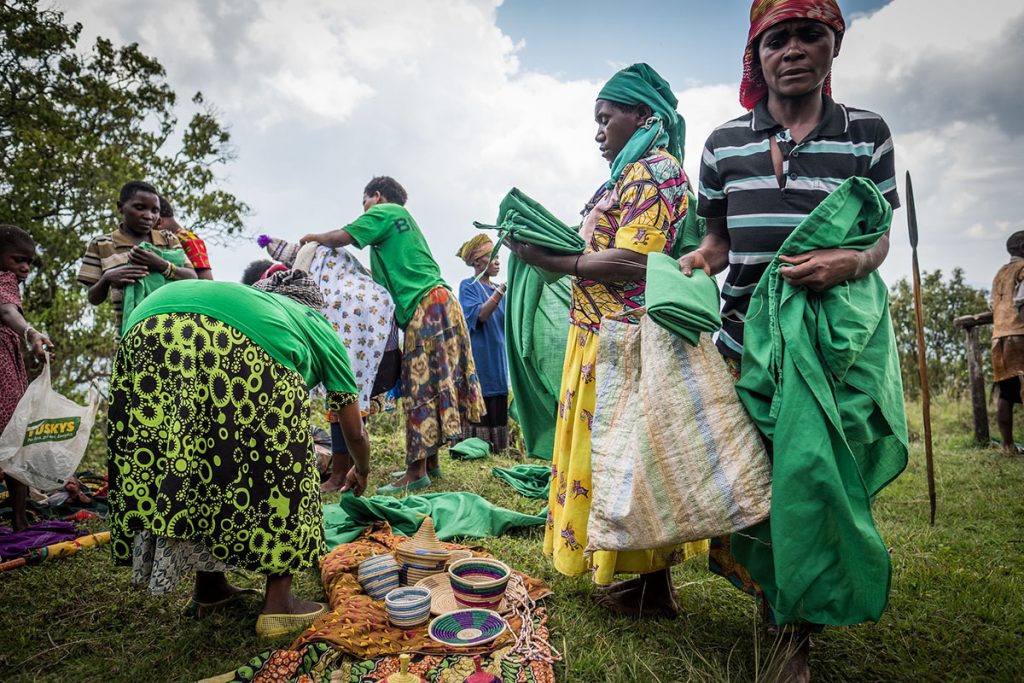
[597,63,686,189]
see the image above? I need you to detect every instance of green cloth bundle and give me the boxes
[120,242,186,334]
[475,187,574,460]
[644,252,722,345]
[491,464,551,499]
[473,187,584,285]
[732,177,908,626]
[322,492,546,548]
[449,437,490,460]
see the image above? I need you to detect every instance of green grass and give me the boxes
[1,400,1022,682]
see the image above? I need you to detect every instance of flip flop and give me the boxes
[255,603,328,639]
[376,474,432,495]
[185,587,262,617]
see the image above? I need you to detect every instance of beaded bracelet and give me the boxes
[23,325,37,348]
[163,262,176,279]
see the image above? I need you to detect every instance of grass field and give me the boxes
[1,400,1022,682]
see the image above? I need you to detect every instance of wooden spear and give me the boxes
[906,171,937,525]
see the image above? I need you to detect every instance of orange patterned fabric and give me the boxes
[292,523,551,659]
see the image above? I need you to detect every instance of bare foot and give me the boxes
[320,475,346,493]
[193,571,257,605]
[592,572,679,618]
[777,633,811,683]
[594,576,643,594]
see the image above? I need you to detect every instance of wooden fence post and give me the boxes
[954,312,993,446]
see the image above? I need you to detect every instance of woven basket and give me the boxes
[396,516,449,585]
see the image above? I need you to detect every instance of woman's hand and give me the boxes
[128,246,167,272]
[678,250,713,277]
[299,233,321,246]
[27,329,53,362]
[778,249,863,292]
[338,466,368,497]
[504,237,553,269]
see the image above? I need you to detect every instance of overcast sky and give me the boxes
[59,0,1024,292]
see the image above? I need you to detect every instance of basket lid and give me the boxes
[398,516,448,557]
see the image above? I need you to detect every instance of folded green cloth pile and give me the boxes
[644,252,721,345]
[449,437,490,460]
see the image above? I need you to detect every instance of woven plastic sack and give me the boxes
[0,359,99,491]
[587,310,772,550]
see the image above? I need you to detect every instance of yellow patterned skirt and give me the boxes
[542,324,708,583]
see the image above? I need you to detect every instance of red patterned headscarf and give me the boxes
[739,0,845,110]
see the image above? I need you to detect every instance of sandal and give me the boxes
[255,603,328,639]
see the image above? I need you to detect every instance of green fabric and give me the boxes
[505,254,571,460]
[597,63,686,188]
[120,243,186,334]
[474,188,575,459]
[125,280,358,393]
[322,492,546,548]
[449,437,490,460]
[473,187,585,285]
[645,252,722,345]
[731,177,908,626]
[491,464,551,499]
[342,203,447,328]
[669,190,706,259]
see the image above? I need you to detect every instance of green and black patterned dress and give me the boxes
[108,281,359,593]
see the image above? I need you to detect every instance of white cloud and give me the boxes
[57,0,1023,295]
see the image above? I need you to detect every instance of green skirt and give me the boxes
[108,313,351,575]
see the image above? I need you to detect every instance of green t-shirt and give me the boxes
[342,203,446,327]
[124,280,357,394]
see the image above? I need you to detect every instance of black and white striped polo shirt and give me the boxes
[698,96,900,359]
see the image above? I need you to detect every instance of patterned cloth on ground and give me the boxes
[402,286,485,465]
[207,640,555,683]
[0,471,109,524]
[293,523,551,659]
[108,313,355,583]
[0,520,82,560]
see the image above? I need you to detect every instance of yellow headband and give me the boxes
[457,234,494,266]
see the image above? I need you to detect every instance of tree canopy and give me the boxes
[1,0,248,394]
[889,268,991,399]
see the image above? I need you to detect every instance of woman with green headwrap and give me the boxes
[506,63,708,617]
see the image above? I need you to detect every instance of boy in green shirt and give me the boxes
[302,177,485,493]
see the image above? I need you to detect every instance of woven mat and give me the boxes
[294,522,550,658]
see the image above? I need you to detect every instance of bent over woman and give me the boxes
[108,272,370,638]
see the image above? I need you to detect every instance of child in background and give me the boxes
[77,181,197,332]
[158,196,214,280]
[0,225,54,532]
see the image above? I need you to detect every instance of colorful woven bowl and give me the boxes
[427,609,507,647]
[357,553,400,600]
[447,558,511,610]
[384,586,432,628]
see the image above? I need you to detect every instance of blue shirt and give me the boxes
[459,277,508,397]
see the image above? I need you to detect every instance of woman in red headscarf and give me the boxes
[680,1,902,680]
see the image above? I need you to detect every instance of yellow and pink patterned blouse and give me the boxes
[569,149,689,332]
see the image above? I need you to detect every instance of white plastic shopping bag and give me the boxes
[0,358,99,491]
